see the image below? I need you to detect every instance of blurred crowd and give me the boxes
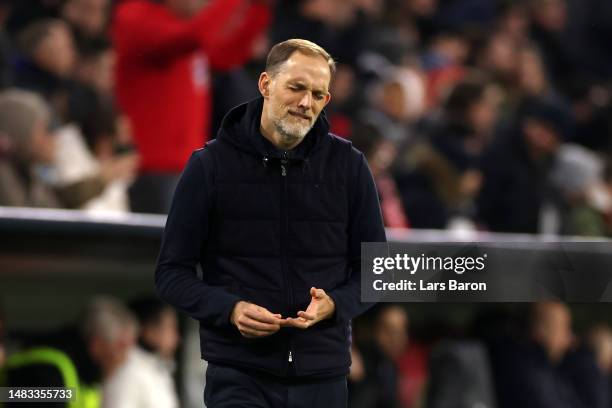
[2,1,612,407]
[349,302,612,408]
[0,0,612,235]
[4,297,612,408]
[0,295,183,407]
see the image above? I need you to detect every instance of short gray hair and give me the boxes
[81,297,138,342]
[0,89,50,153]
[266,39,336,78]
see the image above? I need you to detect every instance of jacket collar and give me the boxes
[216,97,331,162]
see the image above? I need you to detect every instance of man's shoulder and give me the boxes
[193,139,222,158]
[187,143,222,179]
[327,133,364,159]
[327,133,351,149]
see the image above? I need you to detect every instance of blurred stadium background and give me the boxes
[1,0,612,407]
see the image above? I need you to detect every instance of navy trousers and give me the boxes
[204,363,348,408]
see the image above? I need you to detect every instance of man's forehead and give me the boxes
[276,56,331,89]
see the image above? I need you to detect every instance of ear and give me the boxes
[323,93,331,108]
[258,72,271,98]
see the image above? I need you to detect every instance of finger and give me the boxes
[284,317,310,329]
[244,307,281,324]
[311,287,326,299]
[239,317,280,332]
[297,310,316,320]
[240,327,275,338]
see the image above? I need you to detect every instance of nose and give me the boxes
[297,91,312,111]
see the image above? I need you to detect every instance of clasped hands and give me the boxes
[230,287,335,338]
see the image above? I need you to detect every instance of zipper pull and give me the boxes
[288,350,293,362]
[280,151,289,177]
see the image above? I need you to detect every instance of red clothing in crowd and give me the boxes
[112,0,271,172]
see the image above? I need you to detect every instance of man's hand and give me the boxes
[231,301,282,338]
[281,287,336,329]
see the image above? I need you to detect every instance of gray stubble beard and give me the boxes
[272,114,314,150]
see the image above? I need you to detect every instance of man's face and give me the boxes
[260,52,331,149]
[34,22,76,77]
[532,302,573,363]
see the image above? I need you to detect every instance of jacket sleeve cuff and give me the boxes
[214,293,243,328]
[327,290,345,325]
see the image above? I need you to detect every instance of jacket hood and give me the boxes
[216,97,331,162]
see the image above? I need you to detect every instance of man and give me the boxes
[491,302,586,408]
[156,39,386,407]
[112,0,271,213]
[103,297,180,408]
[478,97,569,233]
[349,306,408,408]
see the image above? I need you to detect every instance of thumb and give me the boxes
[310,287,318,298]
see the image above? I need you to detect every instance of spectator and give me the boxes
[396,77,500,229]
[562,324,612,408]
[102,296,180,408]
[0,87,138,210]
[13,18,79,122]
[61,0,110,42]
[52,114,139,212]
[478,97,571,233]
[352,121,409,228]
[129,297,179,361]
[566,79,612,153]
[372,66,428,134]
[491,301,584,408]
[421,30,469,109]
[527,0,577,93]
[477,30,519,92]
[559,157,612,237]
[112,0,271,213]
[349,305,408,408]
[74,36,114,98]
[497,1,530,44]
[516,44,553,100]
[0,89,60,207]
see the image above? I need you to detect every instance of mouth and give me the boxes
[288,111,311,121]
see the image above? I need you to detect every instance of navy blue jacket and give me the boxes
[155,98,386,378]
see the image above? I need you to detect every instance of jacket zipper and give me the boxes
[280,152,295,367]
